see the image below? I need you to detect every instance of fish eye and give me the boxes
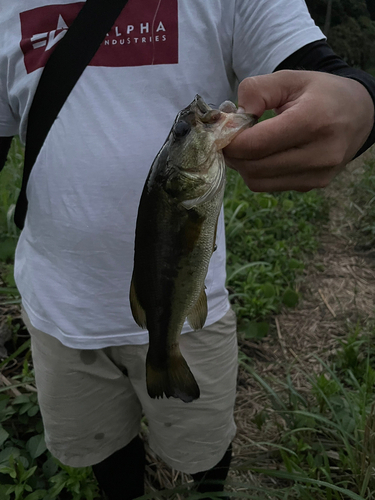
[173,120,191,139]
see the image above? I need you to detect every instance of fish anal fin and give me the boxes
[146,348,200,403]
[129,278,147,329]
[187,287,207,330]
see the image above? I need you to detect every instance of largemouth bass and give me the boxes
[130,95,257,403]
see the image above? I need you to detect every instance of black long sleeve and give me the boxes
[275,39,375,158]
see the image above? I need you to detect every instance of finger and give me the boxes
[225,139,344,180]
[224,109,316,160]
[230,167,340,193]
[236,70,307,117]
[225,71,341,161]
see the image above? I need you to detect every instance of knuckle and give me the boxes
[244,177,265,192]
[325,149,345,168]
[315,176,331,189]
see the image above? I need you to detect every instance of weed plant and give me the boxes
[225,168,328,337]
[238,319,375,499]
[0,353,100,500]
[0,138,23,301]
[3,324,373,499]
[0,139,22,245]
[349,158,375,247]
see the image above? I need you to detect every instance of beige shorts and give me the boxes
[23,308,238,474]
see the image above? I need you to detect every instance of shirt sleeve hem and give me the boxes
[0,125,19,137]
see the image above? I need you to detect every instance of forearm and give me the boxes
[276,40,375,158]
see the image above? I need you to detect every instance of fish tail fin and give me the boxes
[146,349,200,403]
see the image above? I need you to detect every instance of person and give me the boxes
[0,1,374,499]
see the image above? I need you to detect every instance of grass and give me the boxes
[225,169,328,338]
[238,318,375,499]
[348,158,375,248]
[3,323,375,499]
[0,139,22,244]
[0,138,23,304]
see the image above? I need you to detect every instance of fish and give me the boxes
[130,95,257,403]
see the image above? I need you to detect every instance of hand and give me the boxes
[224,70,374,192]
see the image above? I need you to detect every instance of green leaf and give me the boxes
[248,467,365,500]
[282,199,294,210]
[0,340,31,371]
[261,283,275,298]
[0,484,11,500]
[2,269,16,288]
[256,322,269,338]
[282,288,299,308]
[21,465,37,482]
[243,321,269,339]
[288,258,303,270]
[14,483,24,500]
[24,491,48,500]
[27,406,40,417]
[0,447,21,464]
[18,413,29,425]
[35,420,44,434]
[18,456,29,469]
[227,261,271,282]
[0,425,9,446]
[12,395,32,405]
[243,321,258,339]
[0,466,17,478]
[26,434,47,459]
[19,402,34,415]
[42,457,59,479]
[0,287,18,295]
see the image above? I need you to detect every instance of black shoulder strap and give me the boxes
[14,0,128,229]
[0,137,13,173]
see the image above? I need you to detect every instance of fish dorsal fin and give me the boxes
[129,278,147,329]
[180,156,226,210]
[187,287,208,330]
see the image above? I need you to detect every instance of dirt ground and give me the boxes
[143,151,375,497]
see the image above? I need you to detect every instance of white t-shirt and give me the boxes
[0,0,323,349]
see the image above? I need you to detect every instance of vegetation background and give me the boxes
[1,1,375,499]
[305,0,375,71]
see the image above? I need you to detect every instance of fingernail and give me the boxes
[237,106,246,114]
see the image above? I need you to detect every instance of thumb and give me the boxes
[237,70,306,116]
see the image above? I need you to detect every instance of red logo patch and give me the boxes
[20,0,178,74]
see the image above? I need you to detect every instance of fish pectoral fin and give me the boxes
[187,287,207,330]
[146,347,200,403]
[129,279,147,329]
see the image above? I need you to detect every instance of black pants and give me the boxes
[92,436,232,500]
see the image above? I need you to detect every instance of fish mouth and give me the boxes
[193,94,257,129]
[194,95,257,149]
[195,94,211,114]
[179,95,220,125]
[177,95,257,151]
[194,95,222,124]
